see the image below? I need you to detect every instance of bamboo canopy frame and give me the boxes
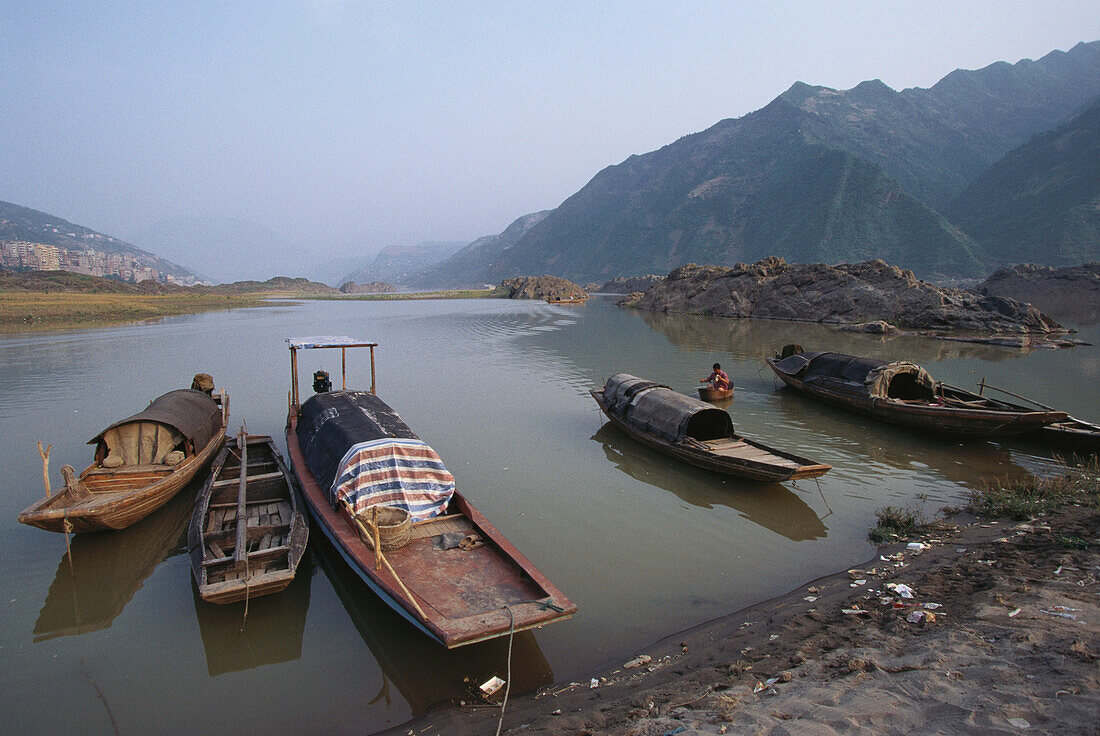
[286,337,377,418]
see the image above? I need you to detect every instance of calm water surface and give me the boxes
[1,296,1096,734]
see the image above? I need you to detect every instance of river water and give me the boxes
[1,296,1096,734]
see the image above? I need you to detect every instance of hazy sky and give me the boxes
[2,1,1097,259]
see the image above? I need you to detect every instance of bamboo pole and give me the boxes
[38,441,52,498]
[347,508,427,620]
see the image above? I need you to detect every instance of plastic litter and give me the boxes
[1007,717,1030,729]
[850,579,867,587]
[907,610,926,623]
[803,595,818,602]
[886,583,915,599]
[1008,608,1022,618]
[907,542,925,551]
[1040,609,1077,620]
[923,602,942,610]
[480,676,505,696]
[589,678,600,689]
[753,677,780,693]
[841,606,870,615]
[623,655,651,669]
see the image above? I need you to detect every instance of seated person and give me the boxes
[701,363,731,391]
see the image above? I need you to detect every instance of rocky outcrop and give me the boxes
[499,275,587,300]
[339,280,397,294]
[596,275,665,293]
[621,257,1064,335]
[975,263,1100,320]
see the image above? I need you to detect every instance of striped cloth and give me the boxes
[329,438,455,522]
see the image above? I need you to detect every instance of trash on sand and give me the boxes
[923,602,942,610]
[480,676,506,696]
[1007,716,1031,729]
[1054,565,1063,575]
[841,606,870,615]
[850,579,867,587]
[886,583,915,599]
[803,595,818,602]
[848,569,864,578]
[1040,609,1078,620]
[906,610,926,624]
[589,678,600,689]
[1008,608,1022,618]
[807,586,820,594]
[753,677,780,693]
[977,559,994,566]
[907,542,925,551]
[769,634,779,641]
[623,655,652,669]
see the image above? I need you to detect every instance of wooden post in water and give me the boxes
[38,441,52,498]
[370,345,376,395]
[289,345,299,414]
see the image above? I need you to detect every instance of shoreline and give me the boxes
[406,502,1098,736]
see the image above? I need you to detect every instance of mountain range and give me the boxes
[469,40,1100,283]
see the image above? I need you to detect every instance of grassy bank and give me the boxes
[0,291,269,329]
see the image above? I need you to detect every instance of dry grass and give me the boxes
[0,292,265,329]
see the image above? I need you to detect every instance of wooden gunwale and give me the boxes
[188,434,308,605]
[18,428,226,533]
[698,386,734,401]
[285,413,576,648]
[590,389,830,482]
[766,359,1068,437]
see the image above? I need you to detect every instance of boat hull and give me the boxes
[591,390,830,482]
[189,435,308,605]
[19,432,225,533]
[698,386,734,401]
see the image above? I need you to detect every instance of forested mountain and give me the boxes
[471,41,1100,283]
[946,96,1100,267]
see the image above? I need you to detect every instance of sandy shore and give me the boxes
[409,503,1098,736]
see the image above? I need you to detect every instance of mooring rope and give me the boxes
[494,604,516,736]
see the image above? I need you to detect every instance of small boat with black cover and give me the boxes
[766,346,1067,437]
[591,373,831,482]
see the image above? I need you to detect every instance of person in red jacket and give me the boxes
[701,363,730,391]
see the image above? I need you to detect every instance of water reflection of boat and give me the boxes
[312,537,553,717]
[191,553,312,676]
[592,424,827,542]
[32,484,194,642]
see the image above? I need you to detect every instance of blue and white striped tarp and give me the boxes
[329,438,455,522]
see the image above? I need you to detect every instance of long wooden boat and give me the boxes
[545,295,588,304]
[284,337,576,648]
[189,431,308,604]
[698,385,734,401]
[19,384,228,533]
[766,346,1067,437]
[591,373,831,482]
[976,380,1100,455]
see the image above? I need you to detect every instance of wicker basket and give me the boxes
[356,505,411,550]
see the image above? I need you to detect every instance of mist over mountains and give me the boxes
[7,41,1099,288]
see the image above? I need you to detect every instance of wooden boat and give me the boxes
[284,337,576,648]
[188,430,309,604]
[698,385,734,401]
[545,295,588,304]
[591,373,831,482]
[976,380,1100,455]
[766,346,1068,437]
[19,384,228,533]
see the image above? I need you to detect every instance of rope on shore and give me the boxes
[495,605,516,736]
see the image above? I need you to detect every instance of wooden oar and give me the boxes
[38,441,52,498]
[347,508,427,620]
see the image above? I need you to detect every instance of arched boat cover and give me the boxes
[602,373,734,443]
[89,389,222,455]
[297,391,454,521]
[773,351,936,399]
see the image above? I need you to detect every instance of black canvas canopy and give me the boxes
[602,373,734,444]
[90,389,222,448]
[296,390,419,492]
[773,351,936,401]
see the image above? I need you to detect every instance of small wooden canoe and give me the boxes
[19,387,228,533]
[698,385,734,401]
[767,347,1068,437]
[284,336,576,648]
[545,295,588,304]
[189,432,308,604]
[592,374,831,482]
